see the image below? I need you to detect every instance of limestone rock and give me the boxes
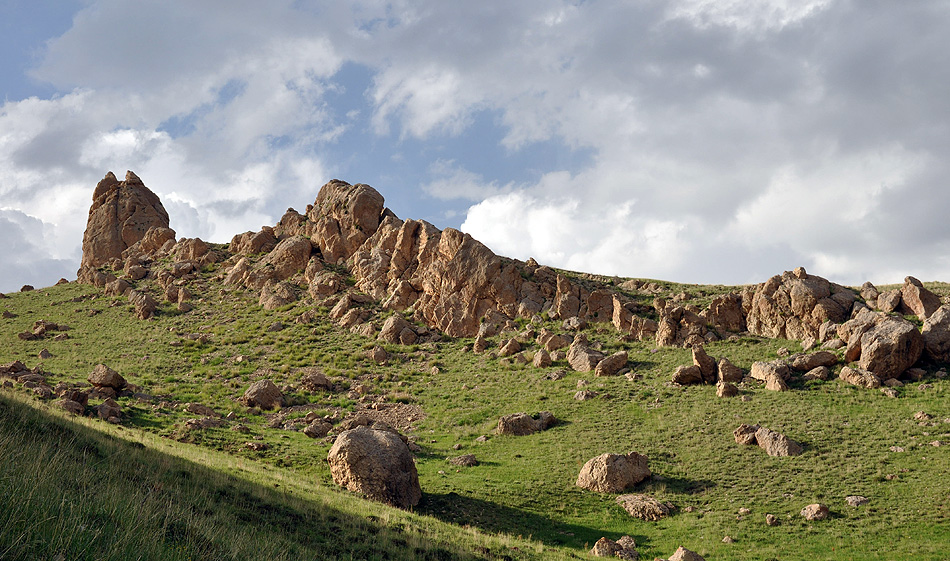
[921,305,950,362]
[754,426,803,456]
[259,236,313,280]
[744,268,855,342]
[327,426,422,508]
[668,547,705,561]
[672,364,703,385]
[899,276,941,320]
[496,411,555,436]
[750,361,790,382]
[717,358,744,383]
[88,364,126,389]
[229,228,278,255]
[79,171,172,270]
[128,290,157,320]
[595,351,627,377]
[567,335,604,372]
[858,316,923,380]
[576,452,650,493]
[533,350,552,368]
[701,292,746,333]
[241,380,284,410]
[692,345,717,384]
[839,366,881,389]
[615,494,673,521]
[800,503,829,521]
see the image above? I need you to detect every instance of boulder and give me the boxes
[172,238,210,262]
[701,292,746,333]
[877,289,902,313]
[88,364,126,389]
[858,316,923,380]
[496,411,555,436]
[258,236,313,280]
[803,366,830,381]
[58,399,85,416]
[717,358,744,383]
[589,537,623,558]
[668,547,706,561]
[241,380,284,410]
[449,454,478,467]
[379,315,414,344]
[764,374,788,392]
[672,364,703,385]
[800,503,829,521]
[566,335,604,372]
[532,349,552,368]
[750,360,790,382]
[229,228,278,255]
[303,420,332,438]
[595,351,628,377]
[79,171,172,270]
[716,381,739,397]
[921,305,950,362]
[327,426,421,508]
[615,494,673,521]
[733,424,760,446]
[744,268,855,342]
[691,345,717,384]
[259,281,296,310]
[839,366,881,389]
[787,351,837,371]
[754,426,803,456]
[128,290,157,320]
[899,276,941,320]
[576,452,651,493]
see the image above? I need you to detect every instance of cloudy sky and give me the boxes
[2,0,949,293]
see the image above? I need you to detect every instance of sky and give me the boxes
[2,0,949,293]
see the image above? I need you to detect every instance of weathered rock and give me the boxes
[172,237,210,261]
[577,452,651,493]
[858,316,923,380]
[922,305,950,362]
[379,315,414,344]
[787,351,837,371]
[845,495,869,507]
[839,366,881,389]
[764,374,788,392]
[128,290,157,319]
[899,276,941,320]
[595,351,627,377]
[574,389,598,401]
[258,236,313,281]
[183,403,218,417]
[97,398,121,421]
[259,281,296,310]
[655,303,707,348]
[668,547,705,561]
[327,426,421,508]
[716,381,738,397]
[303,420,333,438]
[498,339,521,357]
[79,171,172,271]
[88,364,126,389]
[750,360,790,382]
[692,345,717,384]
[717,358,744,383]
[229,228,278,255]
[734,424,760,446]
[744,268,855,342]
[754,426,803,456]
[615,494,673,521]
[241,380,284,410]
[702,292,746,333]
[496,411,556,436]
[449,454,478,467]
[58,399,85,416]
[803,366,830,381]
[800,503,829,521]
[589,537,623,558]
[672,364,703,385]
[567,335,604,372]
[877,289,902,313]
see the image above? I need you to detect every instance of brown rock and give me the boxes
[702,292,746,332]
[839,366,881,389]
[877,289,902,313]
[241,380,284,410]
[229,228,278,255]
[765,513,779,526]
[691,345,717,384]
[79,171,173,270]
[615,494,673,521]
[800,503,829,521]
[595,351,628,377]
[327,426,421,508]
[449,454,478,467]
[764,373,788,392]
[717,358,744,383]
[754,426,803,456]
[589,537,623,558]
[672,364,703,385]
[259,236,313,280]
[668,546,705,561]
[498,339,522,357]
[532,349,552,368]
[58,399,85,416]
[922,305,950,362]
[496,411,555,436]
[716,381,738,397]
[576,452,651,493]
[745,269,855,342]
[858,316,923,380]
[899,276,941,320]
[803,366,830,381]
[734,424,760,446]
[88,364,126,389]
[566,335,604,372]
[97,398,121,421]
[259,281,296,310]
[787,351,837,371]
[303,420,332,438]
[750,360,790,382]
[379,315,414,344]
[127,290,157,320]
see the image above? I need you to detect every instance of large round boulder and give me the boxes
[576,452,651,493]
[327,426,421,508]
[240,380,284,410]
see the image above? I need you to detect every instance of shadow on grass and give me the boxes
[0,393,535,561]
[418,491,637,551]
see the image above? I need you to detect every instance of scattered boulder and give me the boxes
[532,349,552,368]
[839,366,881,389]
[595,351,627,377]
[576,452,651,493]
[58,399,85,416]
[449,454,478,467]
[327,426,422,508]
[671,364,703,385]
[803,366,830,381]
[716,381,738,398]
[128,290,157,319]
[787,351,837,371]
[668,546,705,561]
[692,345,717,384]
[590,536,638,559]
[733,424,760,446]
[615,494,673,521]
[567,335,604,372]
[845,495,869,507]
[800,503,829,521]
[96,398,122,422]
[87,364,126,389]
[496,411,556,436]
[717,358,744,383]
[241,380,284,410]
[750,361,790,382]
[379,315,416,345]
[899,276,941,320]
[303,420,333,438]
[754,426,803,456]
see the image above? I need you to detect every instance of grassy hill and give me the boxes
[1,264,949,560]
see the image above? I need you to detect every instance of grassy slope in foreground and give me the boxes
[1,275,950,560]
[0,391,568,561]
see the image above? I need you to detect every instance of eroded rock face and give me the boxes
[858,316,923,380]
[576,452,651,493]
[327,426,421,508]
[80,171,172,270]
[744,268,855,342]
[922,305,950,362]
[899,276,941,320]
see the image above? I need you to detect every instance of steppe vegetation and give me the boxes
[2,266,949,560]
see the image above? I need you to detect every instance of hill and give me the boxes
[1,172,949,560]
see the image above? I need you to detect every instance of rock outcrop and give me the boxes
[79,171,172,271]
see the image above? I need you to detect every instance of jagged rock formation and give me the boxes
[79,171,172,270]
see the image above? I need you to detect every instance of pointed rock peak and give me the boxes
[92,171,120,202]
[125,170,143,184]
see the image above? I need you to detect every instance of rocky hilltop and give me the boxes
[73,171,950,384]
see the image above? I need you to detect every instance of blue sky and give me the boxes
[2,0,950,293]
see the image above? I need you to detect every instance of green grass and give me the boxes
[2,270,950,560]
